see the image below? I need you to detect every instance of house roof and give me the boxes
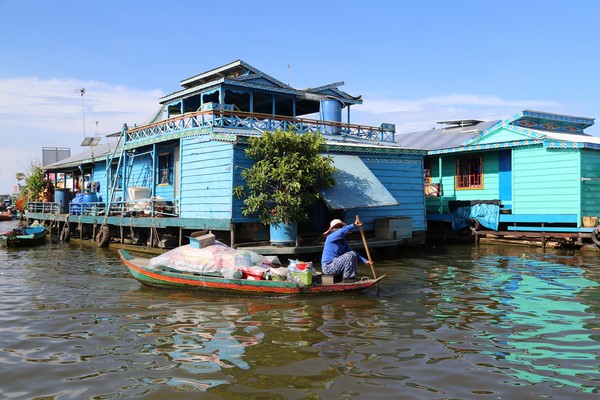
[398,109,598,153]
[159,60,363,106]
[43,141,122,170]
[396,120,499,150]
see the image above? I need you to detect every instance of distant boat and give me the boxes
[0,225,48,247]
[118,249,384,296]
[0,211,13,221]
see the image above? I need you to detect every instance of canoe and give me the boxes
[118,249,384,296]
[0,225,48,247]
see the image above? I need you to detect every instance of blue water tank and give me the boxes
[321,99,342,134]
[71,193,84,215]
[54,189,71,214]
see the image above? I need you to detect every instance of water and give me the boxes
[1,220,598,399]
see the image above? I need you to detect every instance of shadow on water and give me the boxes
[1,219,599,399]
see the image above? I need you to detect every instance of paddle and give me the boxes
[356,215,376,279]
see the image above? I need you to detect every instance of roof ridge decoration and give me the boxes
[461,109,595,147]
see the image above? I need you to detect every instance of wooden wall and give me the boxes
[179,137,234,222]
[512,146,580,215]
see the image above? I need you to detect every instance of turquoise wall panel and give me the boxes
[179,138,234,221]
[426,152,501,213]
[474,127,531,145]
[512,146,580,215]
[580,149,600,218]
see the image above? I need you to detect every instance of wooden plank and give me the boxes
[499,214,578,223]
[506,226,593,232]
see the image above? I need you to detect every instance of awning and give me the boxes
[320,154,399,210]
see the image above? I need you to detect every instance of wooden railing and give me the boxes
[126,109,395,143]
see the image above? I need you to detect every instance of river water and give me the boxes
[0,220,598,399]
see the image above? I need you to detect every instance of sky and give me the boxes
[1,0,599,194]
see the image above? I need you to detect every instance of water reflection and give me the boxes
[1,218,599,399]
[427,250,600,393]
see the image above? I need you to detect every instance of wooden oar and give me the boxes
[356,215,376,279]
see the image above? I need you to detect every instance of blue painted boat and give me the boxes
[0,225,48,247]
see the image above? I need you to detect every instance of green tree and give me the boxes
[233,129,336,225]
[15,161,46,201]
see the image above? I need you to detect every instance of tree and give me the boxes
[233,129,336,225]
[15,161,47,201]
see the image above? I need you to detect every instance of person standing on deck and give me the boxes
[321,216,372,283]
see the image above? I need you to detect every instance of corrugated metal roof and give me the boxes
[42,140,122,170]
[396,120,499,150]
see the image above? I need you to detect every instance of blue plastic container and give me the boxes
[269,221,298,246]
[54,188,71,214]
[321,99,342,134]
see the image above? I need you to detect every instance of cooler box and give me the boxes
[374,217,412,240]
[189,231,216,248]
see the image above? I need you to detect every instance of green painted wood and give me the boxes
[512,146,580,215]
[580,149,600,219]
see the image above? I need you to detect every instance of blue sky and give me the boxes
[1,0,599,194]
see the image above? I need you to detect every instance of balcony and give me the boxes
[126,109,395,143]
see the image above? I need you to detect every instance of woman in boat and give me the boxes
[321,216,372,283]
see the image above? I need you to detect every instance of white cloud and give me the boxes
[0,77,161,194]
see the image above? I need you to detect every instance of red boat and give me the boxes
[118,249,384,296]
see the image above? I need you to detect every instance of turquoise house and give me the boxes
[398,110,600,247]
[34,60,426,251]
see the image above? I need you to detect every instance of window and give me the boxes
[423,159,440,197]
[110,163,122,189]
[456,155,483,189]
[158,153,171,185]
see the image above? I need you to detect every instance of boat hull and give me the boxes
[0,226,47,247]
[118,249,384,296]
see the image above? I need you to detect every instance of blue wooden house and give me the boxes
[34,60,426,252]
[398,109,600,248]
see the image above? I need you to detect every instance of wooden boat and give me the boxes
[118,249,384,296]
[0,211,14,221]
[0,225,48,247]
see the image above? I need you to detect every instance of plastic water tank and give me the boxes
[54,188,71,214]
[321,99,342,134]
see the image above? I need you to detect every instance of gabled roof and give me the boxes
[398,110,598,154]
[159,60,362,105]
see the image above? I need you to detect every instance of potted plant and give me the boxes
[233,129,336,245]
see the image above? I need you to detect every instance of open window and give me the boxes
[456,154,483,189]
[158,153,171,186]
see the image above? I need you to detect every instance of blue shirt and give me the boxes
[321,223,368,265]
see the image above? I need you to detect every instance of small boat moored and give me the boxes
[0,225,48,247]
[118,248,384,296]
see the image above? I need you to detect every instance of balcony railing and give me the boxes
[127,110,395,143]
[27,198,178,218]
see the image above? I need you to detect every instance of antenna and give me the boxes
[74,88,86,137]
[287,64,290,86]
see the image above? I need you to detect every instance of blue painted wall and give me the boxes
[356,154,426,232]
[179,137,234,222]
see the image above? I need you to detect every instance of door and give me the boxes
[498,150,512,210]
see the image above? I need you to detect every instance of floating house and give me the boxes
[398,109,600,248]
[32,60,427,254]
